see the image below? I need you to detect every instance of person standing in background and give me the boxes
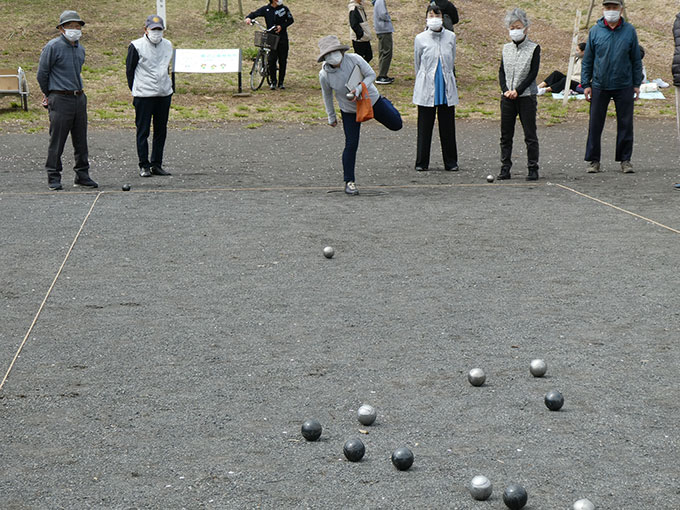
[349,0,373,63]
[126,15,174,178]
[37,10,97,191]
[372,0,395,84]
[672,10,680,189]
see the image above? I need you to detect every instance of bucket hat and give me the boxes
[317,35,350,63]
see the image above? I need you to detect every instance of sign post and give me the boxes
[172,48,246,95]
[157,0,167,28]
[563,9,582,106]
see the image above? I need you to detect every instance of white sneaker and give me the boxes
[536,87,547,96]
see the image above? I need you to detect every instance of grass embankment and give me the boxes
[0,0,675,132]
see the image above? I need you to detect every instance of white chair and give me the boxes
[0,67,29,111]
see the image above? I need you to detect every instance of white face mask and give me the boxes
[63,29,82,42]
[509,28,525,42]
[147,30,163,44]
[426,17,443,31]
[603,10,620,24]
[325,51,343,66]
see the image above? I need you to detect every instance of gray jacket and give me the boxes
[37,35,85,95]
[413,29,458,107]
[319,53,379,124]
[373,0,393,35]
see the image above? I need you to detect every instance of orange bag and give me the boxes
[355,83,374,123]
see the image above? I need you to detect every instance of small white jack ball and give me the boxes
[469,475,493,501]
[323,246,335,259]
[468,368,486,386]
[573,498,595,510]
[486,174,495,183]
[530,359,547,377]
[357,404,377,425]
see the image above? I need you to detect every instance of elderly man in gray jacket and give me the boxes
[373,0,394,84]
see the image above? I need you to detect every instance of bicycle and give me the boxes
[249,20,280,91]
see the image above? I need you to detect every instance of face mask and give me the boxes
[63,29,82,42]
[509,28,525,42]
[426,17,443,31]
[325,51,343,66]
[147,30,163,44]
[603,10,620,24]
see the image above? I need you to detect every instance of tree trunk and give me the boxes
[238,0,243,17]
[221,0,228,14]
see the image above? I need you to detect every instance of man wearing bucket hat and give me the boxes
[581,0,642,174]
[126,15,174,178]
[317,35,402,195]
[37,10,97,190]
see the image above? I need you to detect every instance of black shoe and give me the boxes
[375,76,394,85]
[445,165,459,172]
[415,166,428,172]
[344,181,359,195]
[48,181,63,191]
[270,83,276,90]
[140,167,152,178]
[277,84,285,90]
[497,171,511,180]
[526,170,539,181]
[74,175,98,188]
[151,165,171,176]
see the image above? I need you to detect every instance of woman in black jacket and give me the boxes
[349,0,372,63]
[673,12,680,188]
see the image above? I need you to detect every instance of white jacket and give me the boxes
[131,35,173,97]
[412,28,458,107]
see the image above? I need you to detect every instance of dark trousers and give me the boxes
[340,96,402,182]
[268,37,289,86]
[543,70,579,93]
[352,40,373,64]
[415,105,458,169]
[133,95,172,169]
[377,33,393,77]
[585,87,634,162]
[500,95,539,172]
[45,92,89,179]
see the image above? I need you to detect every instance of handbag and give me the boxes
[355,83,374,123]
[358,21,373,42]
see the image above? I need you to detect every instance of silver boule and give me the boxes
[530,359,547,377]
[469,475,493,501]
[323,246,335,259]
[573,498,595,510]
[486,174,495,183]
[357,404,377,426]
[468,368,486,386]
[346,92,356,100]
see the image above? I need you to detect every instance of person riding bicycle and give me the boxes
[245,0,294,90]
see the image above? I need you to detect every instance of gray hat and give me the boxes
[57,10,84,28]
[602,0,623,5]
[145,14,165,30]
[317,35,350,63]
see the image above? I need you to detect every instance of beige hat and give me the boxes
[317,35,350,63]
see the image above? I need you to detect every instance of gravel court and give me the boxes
[0,122,679,508]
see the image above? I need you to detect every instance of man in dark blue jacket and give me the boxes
[581,0,642,174]
[245,0,294,90]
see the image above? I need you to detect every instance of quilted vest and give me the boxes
[502,38,538,97]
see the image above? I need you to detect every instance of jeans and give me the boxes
[585,86,634,162]
[134,95,172,169]
[416,104,457,169]
[340,96,402,182]
[268,36,289,86]
[45,92,89,178]
[500,95,539,173]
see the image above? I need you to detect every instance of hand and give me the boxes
[355,85,363,99]
[584,87,592,102]
[329,120,337,127]
[275,25,282,33]
[41,95,48,108]
[245,18,252,25]
[633,87,640,100]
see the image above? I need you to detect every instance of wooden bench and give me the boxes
[0,67,29,111]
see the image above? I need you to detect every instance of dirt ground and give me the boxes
[0,120,679,509]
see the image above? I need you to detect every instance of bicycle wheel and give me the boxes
[250,53,266,91]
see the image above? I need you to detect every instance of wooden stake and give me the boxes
[563,9,582,106]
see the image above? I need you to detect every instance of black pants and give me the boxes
[416,104,458,169]
[543,70,579,93]
[585,87,634,162]
[45,92,89,179]
[268,37,289,86]
[352,40,373,64]
[133,95,172,169]
[500,95,539,172]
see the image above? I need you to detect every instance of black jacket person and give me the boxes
[245,0,294,89]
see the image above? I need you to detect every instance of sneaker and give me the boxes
[537,87,547,96]
[74,175,98,188]
[375,76,394,85]
[277,84,285,90]
[48,181,63,191]
[151,165,171,176]
[674,183,680,189]
[140,167,152,178]
[415,166,428,172]
[445,165,459,172]
[621,161,634,173]
[586,161,601,173]
[344,181,359,195]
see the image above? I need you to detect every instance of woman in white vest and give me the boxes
[412,3,459,172]
[126,15,174,178]
[498,8,540,181]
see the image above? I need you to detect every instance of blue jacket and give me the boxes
[581,17,642,90]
